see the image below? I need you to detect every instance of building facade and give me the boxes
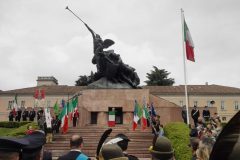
[144,85,240,122]
[0,77,239,123]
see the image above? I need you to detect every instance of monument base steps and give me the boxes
[45,125,153,159]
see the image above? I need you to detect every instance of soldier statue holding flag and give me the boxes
[66,6,140,88]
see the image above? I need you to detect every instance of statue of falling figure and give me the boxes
[66,6,140,88]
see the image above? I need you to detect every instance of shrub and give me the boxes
[0,121,32,128]
[164,122,191,160]
[6,122,39,137]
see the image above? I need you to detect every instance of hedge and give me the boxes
[0,121,32,128]
[0,122,39,137]
[6,122,39,137]
[164,122,192,160]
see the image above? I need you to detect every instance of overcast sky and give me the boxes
[1,0,240,91]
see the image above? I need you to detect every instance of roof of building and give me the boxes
[1,84,240,96]
[143,85,240,95]
[0,85,87,96]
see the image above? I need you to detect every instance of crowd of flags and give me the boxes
[133,100,156,131]
[53,97,79,134]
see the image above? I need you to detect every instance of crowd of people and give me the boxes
[0,130,175,160]
[188,110,223,160]
[8,107,36,122]
[4,105,225,160]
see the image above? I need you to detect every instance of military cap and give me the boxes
[22,130,46,152]
[101,144,128,160]
[0,137,29,153]
[21,130,46,160]
[149,136,174,160]
[115,133,130,142]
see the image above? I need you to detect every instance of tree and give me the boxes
[75,71,98,86]
[145,66,175,86]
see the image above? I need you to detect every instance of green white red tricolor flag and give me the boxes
[58,103,68,134]
[108,111,115,127]
[142,101,150,130]
[133,100,142,131]
[184,19,195,62]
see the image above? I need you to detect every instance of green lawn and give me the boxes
[0,127,14,136]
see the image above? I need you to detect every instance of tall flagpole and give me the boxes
[181,9,190,124]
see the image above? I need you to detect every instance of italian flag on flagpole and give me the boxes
[133,100,142,131]
[142,102,150,130]
[184,19,195,62]
[108,111,115,127]
[58,103,68,134]
[72,97,78,118]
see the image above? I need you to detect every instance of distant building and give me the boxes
[37,76,58,86]
[144,85,240,122]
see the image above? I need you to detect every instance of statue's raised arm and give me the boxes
[84,24,103,54]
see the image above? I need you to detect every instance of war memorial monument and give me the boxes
[65,7,183,127]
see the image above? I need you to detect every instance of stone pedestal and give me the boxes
[77,89,184,126]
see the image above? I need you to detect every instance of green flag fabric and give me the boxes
[72,97,78,108]
[53,101,60,115]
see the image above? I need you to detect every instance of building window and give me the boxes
[221,101,225,110]
[222,117,226,121]
[194,101,198,107]
[234,101,239,110]
[179,101,183,107]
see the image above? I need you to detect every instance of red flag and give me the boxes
[34,89,39,99]
[40,89,45,99]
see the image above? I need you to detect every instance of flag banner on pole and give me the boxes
[13,94,18,116]
[53,101,60,116]
[150,102,157,117]
[133,100,142,131]
[184,19,195,62]
[142,102,150,130]
[40,89,45,99]
[58,103,68,134]
[68,101,74,121]
[108,111,115,127]
[44,107,52,128]
[34,89,39,99]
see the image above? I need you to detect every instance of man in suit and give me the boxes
[58,135,90,160]
[191,105,200,127]
[29,108,36,121]
[22,108,29,121]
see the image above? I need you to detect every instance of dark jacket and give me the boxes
[191,108,200,120]
[202,109,210,118]
[58,151,90,160]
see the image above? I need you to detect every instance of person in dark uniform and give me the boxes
[37,108,44,121]
[17,108,22,122]
[181,105,187,124]
[191,105,200,127]
[29,108,36,121]
[73,109,79,127]
[58,135,90,160]
[202,106,211,122]
[8,110,14,121]
[22,108,29,121]
[55,116,61,134]
[0,130,46,160]
[0,136,29,160]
